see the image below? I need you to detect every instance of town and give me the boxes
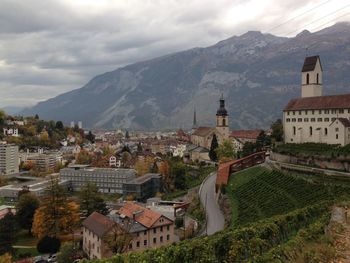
[1,53,350,263]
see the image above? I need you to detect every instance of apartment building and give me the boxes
[82,202,174,259]
[122,173,162,201]
[0,142,19,176]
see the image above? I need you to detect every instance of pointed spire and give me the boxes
[193,106,197,129]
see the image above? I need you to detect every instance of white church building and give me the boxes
[283,55,350,146]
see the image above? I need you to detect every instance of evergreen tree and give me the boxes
[125,130,130,139]
[16,193,40,234]
[55,121,64,130]
[78,182,108,217]
[37,235,61,254]
[271,119,283,142]
[86,131,95,143]
[0,212,17,255]
[209,134,219,162]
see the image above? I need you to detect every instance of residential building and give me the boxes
[122,173,162,201]
[24,151,62,172]
[283,56,350,145]
[0,205,16,219]
[3,128,19,137]
[0,142,19,176]
[82,202,174,259]
[230,130,262,151]
[60,165,136,194]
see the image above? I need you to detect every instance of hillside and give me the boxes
[85,167,350,263]
[22,22,350,130]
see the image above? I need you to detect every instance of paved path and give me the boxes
[199,172,225,235]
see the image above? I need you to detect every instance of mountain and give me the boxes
[22,22,350,130]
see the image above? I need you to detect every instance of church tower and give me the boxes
[216,95,229,139]
[301,55,323,98]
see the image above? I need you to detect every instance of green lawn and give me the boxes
[226,166,350,227]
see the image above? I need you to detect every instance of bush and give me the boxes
[37,236,61,254]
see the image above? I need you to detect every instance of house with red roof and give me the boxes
[82,202,174,259]
[283,56,350,146]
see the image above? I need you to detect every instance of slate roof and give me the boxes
[301,55,322,72]
[284,94,350,111]
[82,212,115,237]
[192,127,215,137]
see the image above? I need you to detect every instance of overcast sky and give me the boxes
[0,0,349,109]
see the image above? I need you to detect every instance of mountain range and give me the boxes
[22,22,350,130]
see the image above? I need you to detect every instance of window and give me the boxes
[311,118,316,122]
[286,118,291,122]
[325,128,328,136]
[339,109,344,114]
[309,127,313,136]
[153,228,157,234]
[317,118,322,122]
[144,231,147,235]
[319,110,322,114]
[336,134,339,139]
[93,243,95,249]
[292,118,296,122]
[153,237,156,244]
[137,241,140,248]
[160,226,163,232]
[293,126,296,135]
[287,111,290,116]
[293,111,295,115]
[312,110,315,115]
[325,110,329,114]
[167,234,170,241]
[335,128,339,132]
[316,73,319,84]
[304,118,309,122]
[167,226,170,231]
[306,73,309,84]
[305,110,308,114]
[137,232,139,237]
[97,246,99,253]
[160,236,163,242]
[129,243,132,249]
[144,240,147,246]
[331,109,336,114]
[298,118,302,122]
[324,118,329,122]
[299,111,302,115]
[222,118,226,126]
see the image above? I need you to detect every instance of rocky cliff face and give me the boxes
[23,22,350,130]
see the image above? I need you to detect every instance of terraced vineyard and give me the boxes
[226,166,350,226]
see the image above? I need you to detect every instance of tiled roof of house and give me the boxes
[284,94,350,111]
[301,55,322,72]
[230,130,262,140]
[82,212,115,237]
[192,127,215,137]
[118,202,170,228]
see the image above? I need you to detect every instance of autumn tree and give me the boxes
[121,151,131,168]
[76,150,92,164]
[0,212,17,255]
[16,193,40,234]
[104,219,133,254]
[32,179,80,238]
[209,134,219,162]
[78,182,108,218]
[216,139,236,162]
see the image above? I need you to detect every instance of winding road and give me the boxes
[199,172,225,235]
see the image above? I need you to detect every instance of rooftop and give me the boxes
[301,55,322,72]
[126,173,161,185]
[230,130,262,140]
[82,212,115,237]
[284,94,350,111]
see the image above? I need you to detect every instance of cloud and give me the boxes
[0,0,349,108]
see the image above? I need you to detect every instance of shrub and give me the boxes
[37,236,61,254]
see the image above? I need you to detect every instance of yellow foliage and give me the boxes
[0,253,12,263]
[32,200,80,239]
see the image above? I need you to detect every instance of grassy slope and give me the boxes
[226,166,350,227]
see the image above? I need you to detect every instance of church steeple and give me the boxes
[301,55,323,98]
[193,107,197,129]
[216,95,229,139]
